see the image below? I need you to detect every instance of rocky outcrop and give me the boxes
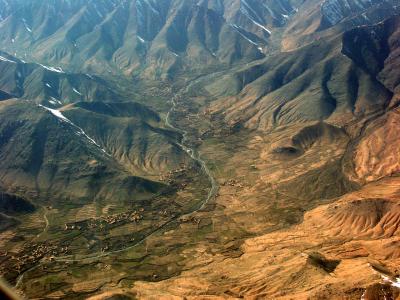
[354,108,400,183]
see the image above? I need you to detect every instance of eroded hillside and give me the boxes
[0,0,399,299]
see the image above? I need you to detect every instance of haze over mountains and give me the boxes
[0,0,400,299]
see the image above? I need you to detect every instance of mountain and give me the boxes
[127,13,400,300]
[0,51,121,105]
[0,0,399,299]
[0,100,176,206]
[0,0,281,79]
[202,14,398,131]
[283,0,400,50]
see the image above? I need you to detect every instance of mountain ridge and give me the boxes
[0,0,400,299]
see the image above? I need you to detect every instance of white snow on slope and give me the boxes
[39,105,70,123]
[381,274,400,288]
[321,0,377,26]
[0,55,15,63]
[38,105,110,155]
[240,1,271,34]
[250,19,271,34]
[22,18,32,32]
[39,63,64,73]
[367,262,400,294]
[50,97,62,105]
[73,88,82,95]
[230,24,264,52]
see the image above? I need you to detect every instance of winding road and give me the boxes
[166,93,218,210]
[36,206,49,239]
[51,91,218,263]
[15,85,219,287]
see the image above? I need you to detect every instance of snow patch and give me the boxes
[368,263,400,291]
[39,104,70,123]
[22,18,32,32]
[38,105,110,155]
[230,24,264,53]
[381,274,400,288]
[39,64,64,73]
[360,289,365,300]
[51,97,62,105]
[321,0,375,26]
[251,20,271,34]
[239,3,271,34]
[73,88,82,95]
[0,55,15,63]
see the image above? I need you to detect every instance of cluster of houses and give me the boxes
[222,179,244,188]
[64,209,145,232]
[9,243,66,273]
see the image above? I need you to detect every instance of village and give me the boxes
[64,209,145,231]
[0,241,68,284]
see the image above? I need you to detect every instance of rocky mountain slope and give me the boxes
[0,100,175,206]
[0,51,120,105]
[0,0,400,299]
[282,0,400,50]
[92,14,400,300]
[203,10,399,132]
[0,0,297,79]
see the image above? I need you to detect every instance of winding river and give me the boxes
[15,87,219,288]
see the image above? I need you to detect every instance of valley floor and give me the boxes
[2,80,399,299]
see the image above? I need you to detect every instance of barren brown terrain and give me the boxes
[0,0,400,299]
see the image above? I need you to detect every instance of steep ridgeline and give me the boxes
[0,1,400,299]
[283,0,400,50]
[204,33,392,131]
[103,15,400,300]
[0,0,300,79]
[0,100,192,208]
[344,16,400,184]
[0,51,120,106]
[201,1,399,132]
[319,0,399,28]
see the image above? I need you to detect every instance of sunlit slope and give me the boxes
[0,0,302,79]
[0,100,192,206]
